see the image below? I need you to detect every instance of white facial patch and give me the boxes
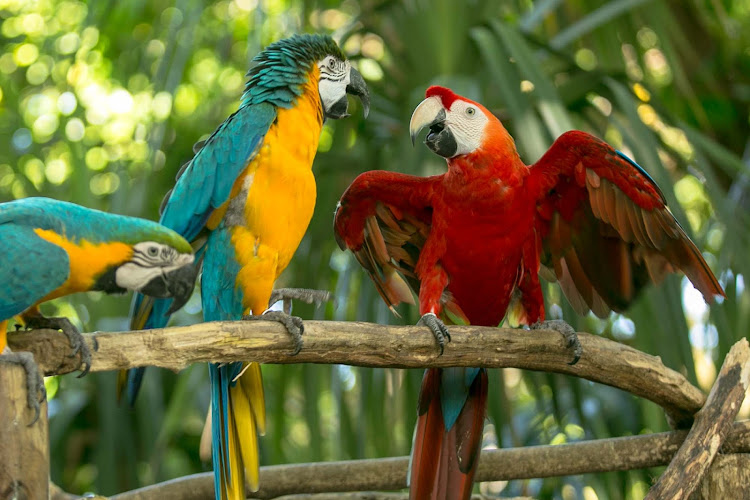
[446,100,490,156]
[115,241,193,291]
[317,56,351,111]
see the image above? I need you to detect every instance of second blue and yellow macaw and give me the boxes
[122,34,369,498]
[1,197,195,420]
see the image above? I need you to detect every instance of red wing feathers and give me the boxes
[532,131,724,317]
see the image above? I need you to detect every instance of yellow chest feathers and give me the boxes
[33,228,133,299]
[223,70,324,280]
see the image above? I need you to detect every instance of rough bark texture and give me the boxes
[691,454,750,500]
[65,422,748,500]
[8,321,704,425]
[646,338,750,500]
[0,362,49,500]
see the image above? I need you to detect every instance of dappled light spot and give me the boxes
[57,91,77,115]
[14,43,38,66]
[234,0,258,12]
[575,48,597,71]
[108,88,134,115]
[152,91,173,120]
[637,27,659,49]
[65,117,85,141]
[56,32,80,55]
[612,315,635,340]
[32,114,59,140]
[85,147,108,170]
[23,157,45,189]
[358,59,382,81]
[90,172,121,196]
[589,94,612,116]
[0,52,17,74]
[26,60,49,85]
[45,158,71,185]
[11,128,33,152]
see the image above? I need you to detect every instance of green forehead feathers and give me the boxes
[241,34,346,108]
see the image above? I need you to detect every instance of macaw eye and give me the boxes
[466,107,476,116]
[328,57,336,69]
[147,246,159,257]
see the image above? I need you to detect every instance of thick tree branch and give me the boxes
[646,338,750,500]
[67,421,749,500]
[8,321,704,426]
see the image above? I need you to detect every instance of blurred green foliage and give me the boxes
[2,0,750,498]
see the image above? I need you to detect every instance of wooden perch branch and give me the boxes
[75,421,750,500]
[8,320,704,426]
[646,338,750,500]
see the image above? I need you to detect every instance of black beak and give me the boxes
[140,264,197,314]
[346,67,370,118]
[325,67,370,120]
[409,98,457,158]
[423,114,457,158]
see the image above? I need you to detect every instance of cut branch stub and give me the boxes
[646,338,750,500]
[8,320,704,425]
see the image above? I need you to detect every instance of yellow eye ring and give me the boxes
[466,107,475,116]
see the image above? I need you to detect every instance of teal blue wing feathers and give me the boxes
[0,223,69,320]
[159,102,277,240]
[123,102,276,405]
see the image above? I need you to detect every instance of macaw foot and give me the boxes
[0,350,46,425]
[24,315,94,377]
[268,288,335,314]
[417,312,451,355]
[532,319,581,365]
[243,311,305,356]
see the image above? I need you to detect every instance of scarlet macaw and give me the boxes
[334,86,724,499]
[0,197,195,421]
[121,34,369,499]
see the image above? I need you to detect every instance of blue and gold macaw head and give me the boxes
[2,197,198,314]
[242,33,370,120]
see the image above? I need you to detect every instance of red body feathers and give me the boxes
[334,87,724,499]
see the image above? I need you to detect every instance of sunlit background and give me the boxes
[2,0,750,498]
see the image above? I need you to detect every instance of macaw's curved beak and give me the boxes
[140,261,198,315]
[346,67,370,118]
[409,96,456,158]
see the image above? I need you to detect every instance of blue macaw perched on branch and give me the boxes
[0,197,195,421]
[121,34,369,498]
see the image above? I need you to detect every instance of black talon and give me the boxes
[533,319,582,365]
[23,315,93,376]
[0,351,46,425]
[269,288,335,310]
[418,313,451,355]
[248,288,335,355]
[243,310,305,356]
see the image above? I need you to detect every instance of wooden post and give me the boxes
[691,454,750,499]
[0,361,49,500]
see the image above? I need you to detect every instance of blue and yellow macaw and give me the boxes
[121,34,369,498]
[0,197,195,421]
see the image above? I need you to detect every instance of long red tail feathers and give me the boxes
[409,368,489,500]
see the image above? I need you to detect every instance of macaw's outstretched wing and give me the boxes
[333,170,468,322]
[344,201,425,311]
[119,102,277,405]
[529,130,724,318]
[0,223,69,321]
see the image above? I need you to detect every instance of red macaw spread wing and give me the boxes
[352,202,426,312]
[333,171,470,321]
[530,130,724,318]
[354,203,430,312]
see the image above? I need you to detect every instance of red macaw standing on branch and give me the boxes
[333,86,725,499]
